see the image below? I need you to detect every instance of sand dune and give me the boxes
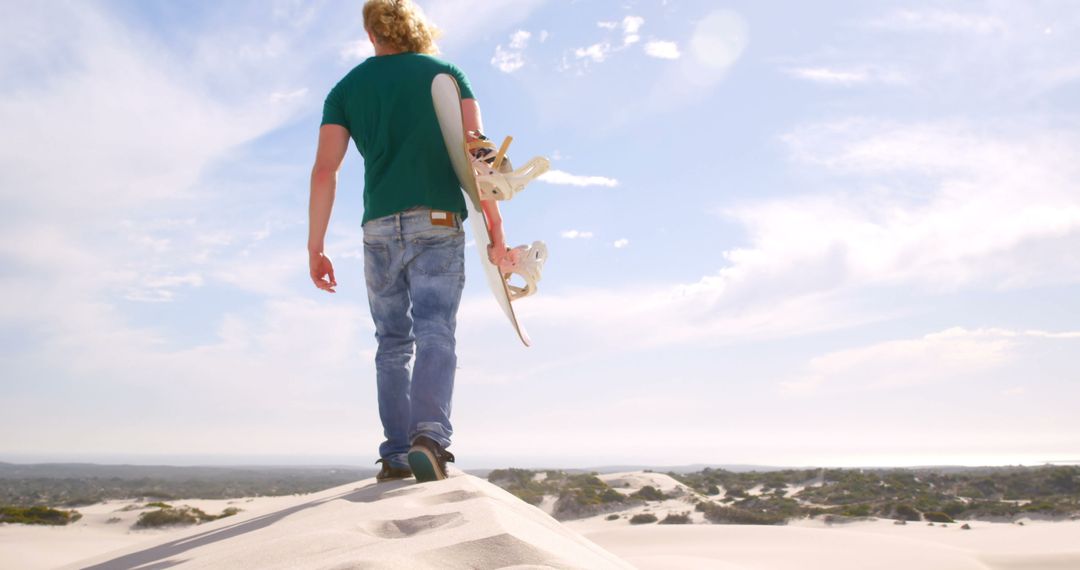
[62,471,632,569]
[3,469,1079,569]
[569,517,1080,570]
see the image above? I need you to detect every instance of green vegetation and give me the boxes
[696,502,787,525]
[486,465,1080,524]
[134,505,241,528]
[0,505,82,526]
[629,513,658,524]
[0,463,371,507]
[893,504,921,521]
[659,512,692,524]
[923,511,955,523]
[486,468,554,505]
[672,465,1080,524]
[488,469,632,520]
[631,485,666,501]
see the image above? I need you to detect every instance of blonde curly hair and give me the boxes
[363,0,441,55]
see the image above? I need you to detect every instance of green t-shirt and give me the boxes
[322,53,474,225]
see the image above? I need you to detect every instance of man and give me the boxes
[307,0,507,483]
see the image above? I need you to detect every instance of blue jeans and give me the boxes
[363,206,465,469]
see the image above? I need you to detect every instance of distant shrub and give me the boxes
[697,502,786,525]
[218,507,241,519]
[706,485,721,496]
[600,489,625,503]
[61,497,99,508]
[106,517,122,524]
[145,502,173,509]
[135,507,203,528]
[725,487,748,499]
[659,512,692,525]
[941,501,967,518]
[606,514,620,521]
[1021,500,1069,515]
[629,513,658,525]
[923,511,955,523]
[631,485,665,501]
[894,504,921,521]
[0,506,82,526]
[134,505,240,529]
[840,504,871,517]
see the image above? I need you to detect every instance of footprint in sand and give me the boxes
[418,533,568,569]
[363,512,466,539]
[380,486,426,499]
[342,482,424,504]
[421,490,484,505]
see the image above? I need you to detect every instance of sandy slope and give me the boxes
[0,494,308,569]
[57,471,632,569]
[568,517,1080,570]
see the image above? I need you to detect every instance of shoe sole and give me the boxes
[408,447,446,482]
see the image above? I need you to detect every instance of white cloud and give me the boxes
[568,15,648,71]
[509,121,1080,353]
[872,9,1007,35]
[424,0,547,51]
[621,16,645,46]
[614,239,630,248]
[509,29,531,50]
[785,66,908,87]
[781,327,1015,394]
[789,67,868,85]
[339,39,374,62]
[644,40,681,60]
[491,45,525,73]
[780,328,1080,395]
[269,87,308,103]
[561,230,594,239]
[574,42,611,63]
[123,272,205,303]
[491,30,531,73]
[764,121,1080,291]
[0,5,302,217]
[539,169,619,187]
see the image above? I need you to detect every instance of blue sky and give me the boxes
[2,0,1079,468]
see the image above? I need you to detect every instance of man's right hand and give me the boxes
[309,251,337,293]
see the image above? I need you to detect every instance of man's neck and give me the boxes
[374,45,405,57]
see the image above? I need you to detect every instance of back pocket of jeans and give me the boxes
[363,241,391,291]
[411,231,464,275]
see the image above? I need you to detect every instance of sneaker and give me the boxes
[375,458,412,483]
[407,436,455,482]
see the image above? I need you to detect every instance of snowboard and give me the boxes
[431,73,535,346]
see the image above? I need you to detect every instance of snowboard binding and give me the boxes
[467,131,550,201]
[495,241,548,301]
[468,130,549,301]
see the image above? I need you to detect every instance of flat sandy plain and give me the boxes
[0,470,1077,569]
